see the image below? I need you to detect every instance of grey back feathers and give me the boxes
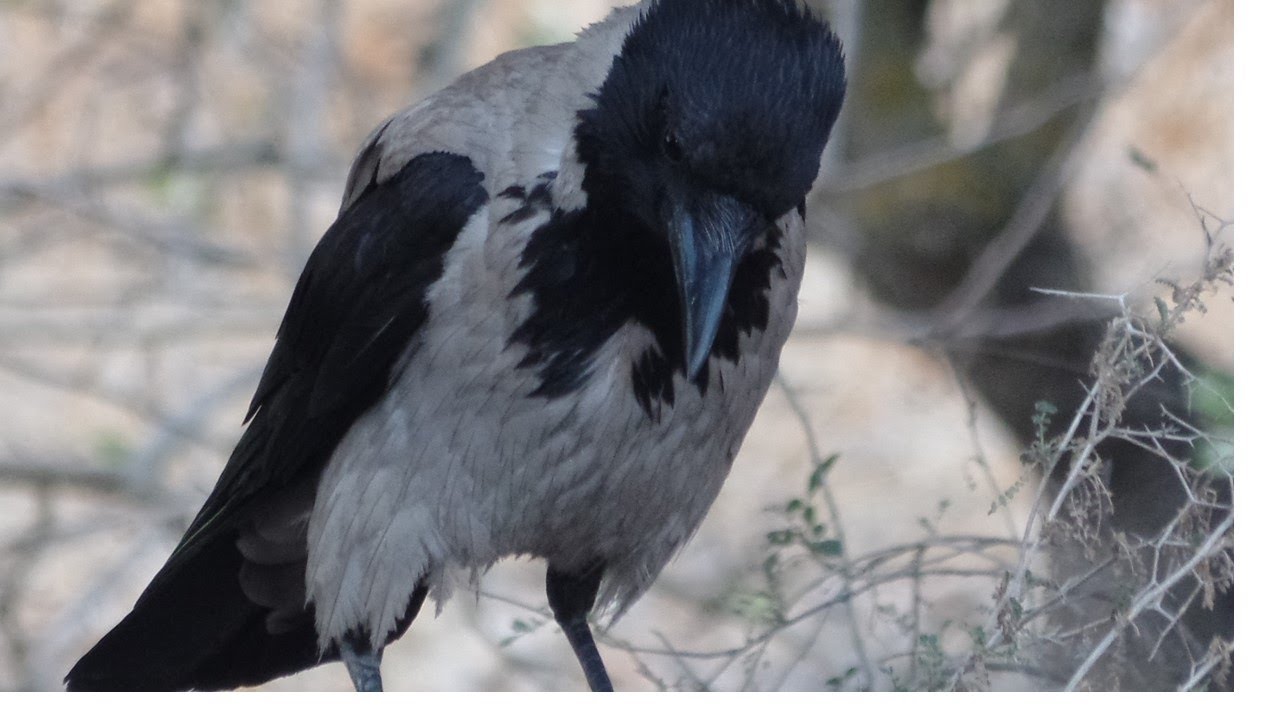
[66,0,845,691]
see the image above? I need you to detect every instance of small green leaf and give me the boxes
[1008,597,1023,620]
[767,530,793,545]
[1128,146,1159,174]
[1154,296,1171,326]
[500,618,538,647]
[808,454,839,494]
[728,591,782,623]
[969,625,987,646]
[811,539,843,557]
[825,667,858,690]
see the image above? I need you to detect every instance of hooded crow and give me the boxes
[66,0,845,691]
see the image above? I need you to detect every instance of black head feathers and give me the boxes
[579,0,846,221]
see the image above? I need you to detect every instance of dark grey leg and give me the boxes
[339,636,384,692]
[546,561,613,692]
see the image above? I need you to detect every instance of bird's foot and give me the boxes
[339,638,384,692]
[562,617,613,692]
[547,562,613,691]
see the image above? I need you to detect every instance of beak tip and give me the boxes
[685,342,711,379]
[670,191,759,383]
[682,310,718,379]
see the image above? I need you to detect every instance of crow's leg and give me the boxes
[546,561,612,692]
[339,634,384,692]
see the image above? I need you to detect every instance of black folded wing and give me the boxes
[66,151,488,690]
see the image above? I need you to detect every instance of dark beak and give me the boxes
[667,191,761,377]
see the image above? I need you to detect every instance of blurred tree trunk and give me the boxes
[820,0,1231,689]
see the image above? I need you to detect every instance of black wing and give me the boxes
[65,150,488,690]
[169,151,486,566]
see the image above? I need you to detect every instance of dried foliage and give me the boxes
[598,218,1233,691]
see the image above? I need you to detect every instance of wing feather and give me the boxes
[159,150,487,583]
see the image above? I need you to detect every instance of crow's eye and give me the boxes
[662,131,684,163]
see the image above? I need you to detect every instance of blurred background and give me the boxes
[0,0,1232,691]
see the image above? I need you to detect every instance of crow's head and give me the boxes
[576,0,846,374]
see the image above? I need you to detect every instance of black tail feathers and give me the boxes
[65,533,329,691]
[66,530,430,691]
